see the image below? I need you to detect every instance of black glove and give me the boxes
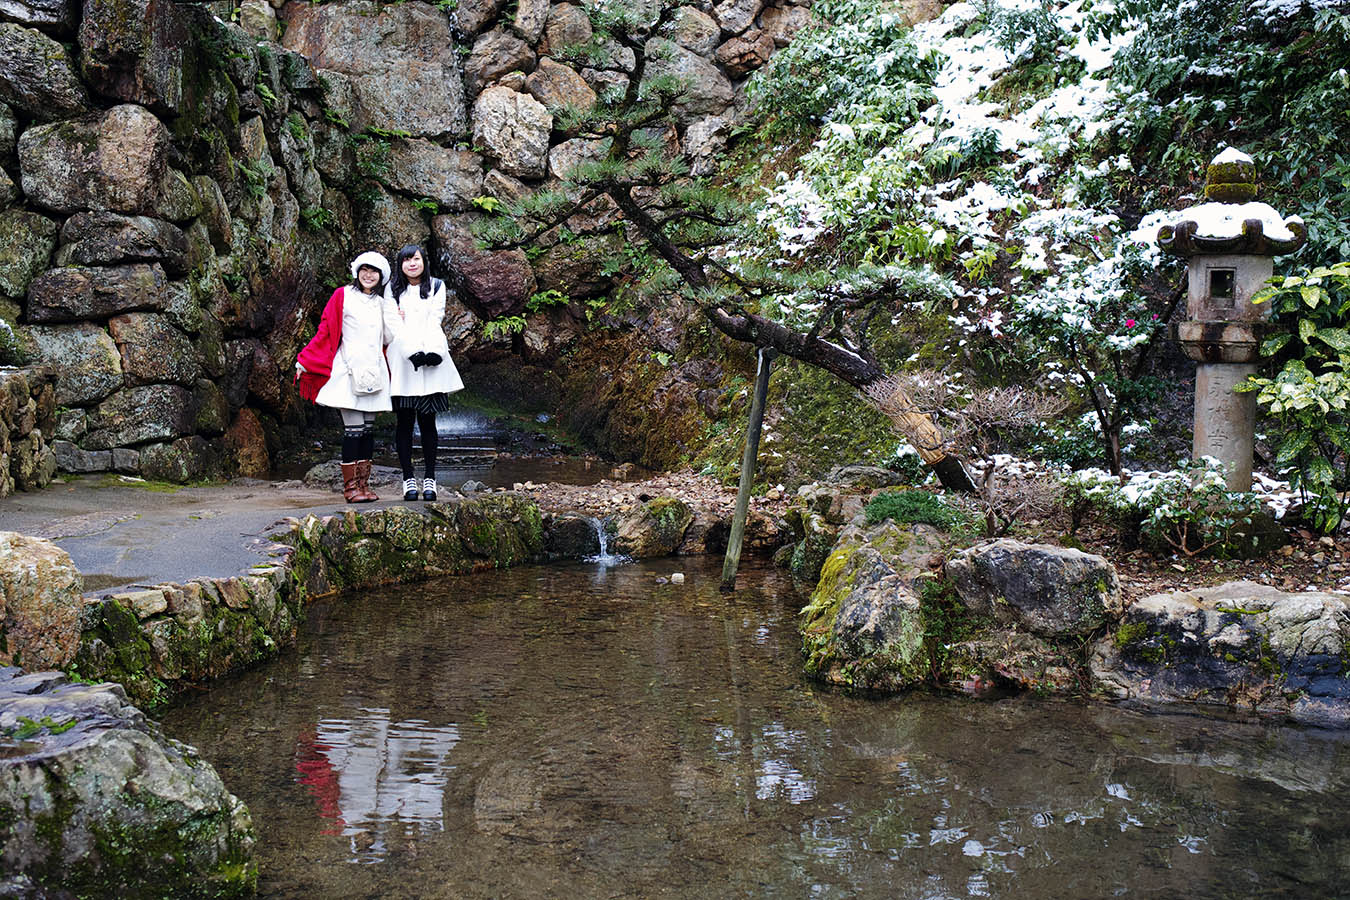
[422,352,442,367]
[409,351,427,370]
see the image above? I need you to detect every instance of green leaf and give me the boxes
[1313,327,1350,355]
[1300,318,1318,343]
[1302,284,1324,307]
[1260,332,1292,355]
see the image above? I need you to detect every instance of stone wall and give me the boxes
[0,365,56,496]
[0,0,821,480]
[70,493,545,706]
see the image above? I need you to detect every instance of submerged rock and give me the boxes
[1092,581,1350,727]
[0,669,257,897]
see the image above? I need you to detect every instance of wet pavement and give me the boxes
[0,472,420,596]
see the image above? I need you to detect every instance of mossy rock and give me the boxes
[611,497,694,558]
[454,494,545,567]
[799,522,937,692]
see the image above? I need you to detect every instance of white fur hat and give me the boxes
[349,251,390,283]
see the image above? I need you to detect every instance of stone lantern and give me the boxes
[1157,148,1305,490]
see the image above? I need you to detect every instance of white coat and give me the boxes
[386,278,464,398]
[314,286,401,411]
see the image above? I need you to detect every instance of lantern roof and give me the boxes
[1157,148,1305,257]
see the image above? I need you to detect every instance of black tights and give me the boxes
[395,409,439,479]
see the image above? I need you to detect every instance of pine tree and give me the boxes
[477,0,973,490]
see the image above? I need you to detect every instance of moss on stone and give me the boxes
[1114,620,1149,649]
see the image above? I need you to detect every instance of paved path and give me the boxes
[0,473,423,596]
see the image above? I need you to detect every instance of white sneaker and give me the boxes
[422,477,438,501]
[403,478,419,501]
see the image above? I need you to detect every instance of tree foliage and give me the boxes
[477,0,971,487]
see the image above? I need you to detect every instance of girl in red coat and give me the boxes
[295,252,401,502]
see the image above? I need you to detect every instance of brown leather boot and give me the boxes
[340,462,364,503]
[354,459,379,502]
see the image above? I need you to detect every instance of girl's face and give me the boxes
[401,251,425,281]
[357,265,382,291]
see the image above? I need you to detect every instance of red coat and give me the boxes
[295,288,344,402]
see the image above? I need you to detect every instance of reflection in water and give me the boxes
[160,559,1350,899]
[294,710,460,861]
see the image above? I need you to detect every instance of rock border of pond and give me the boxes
[794,514,1350,728]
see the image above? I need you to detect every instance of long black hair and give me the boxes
[389,244,436,303]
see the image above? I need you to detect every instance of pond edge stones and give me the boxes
[0,668,258,898]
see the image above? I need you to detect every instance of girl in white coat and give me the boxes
[386,244,464,500]
[295,251,401,503]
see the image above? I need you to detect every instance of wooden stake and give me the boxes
[721,348,774,592]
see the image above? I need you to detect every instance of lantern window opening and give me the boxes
[1208,267,1236,307]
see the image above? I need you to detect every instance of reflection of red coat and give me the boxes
[295,726,345,834]
[295,288,345,402]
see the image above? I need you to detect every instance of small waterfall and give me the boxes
[585,516,629,566]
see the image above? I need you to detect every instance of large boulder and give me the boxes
[0,0,77,31]
[643,38,733,119]
[223,407,269,477]
[541,4,592,56]
[666,6,720,56]
[77,0,201,114]
[55,211,189,275]
[683,114,731,176]
[713,0,763,34]
[531,232,618,299]
[83,383,194,449]
[107,313,202,386]
[0,209,58,298]
[471,86,552,179]
[455,0,505,35]
[19,323,123,405]
[50,440,111,473]
[0,532,82,670]
[139,434,217,483]
[800,521,944,691]
[0,23,90,120]
[760,5,814,46]
[510,0,548,43]
[18,104,172,216]
[26,263,170,323]
[610,497,693,558]
[542,512,603,559]
[524,57,597,114]
[715,29,775,77]
[8,430,56,491]
[354,186,430,255]
[432,213,536,319]
[465,28,536,97]
[0,670,257,897]
[385,140,484,211]
[1093,581,1350,727]
[282,0,467,137]
[946,539,1122,637]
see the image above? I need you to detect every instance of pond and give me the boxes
[160,559,1350,899]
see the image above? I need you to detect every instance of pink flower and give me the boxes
[1125,319,1136,328]
[1151,313,1159,320]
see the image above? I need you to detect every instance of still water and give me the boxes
[160,559,1350,899]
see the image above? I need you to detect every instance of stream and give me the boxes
[160,558,1350,898]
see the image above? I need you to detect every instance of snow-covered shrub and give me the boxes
[1062,459,1262,556]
